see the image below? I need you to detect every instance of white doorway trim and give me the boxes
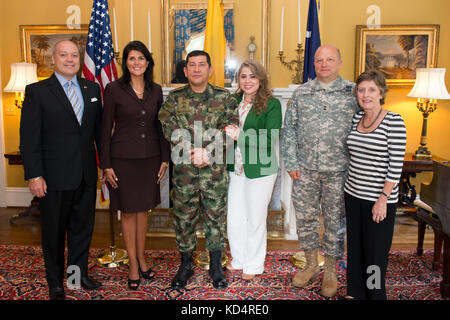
[0,62,8,207]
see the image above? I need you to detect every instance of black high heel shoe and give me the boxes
[139,267,155,280]
[128,278,141,290]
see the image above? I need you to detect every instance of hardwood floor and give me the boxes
[0,207,436,252]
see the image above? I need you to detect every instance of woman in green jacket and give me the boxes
[224,60,282,280]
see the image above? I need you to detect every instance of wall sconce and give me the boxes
[407,68,450,159]
[3,62,38,109]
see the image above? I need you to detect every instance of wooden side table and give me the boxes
[398,153,448,209]
[4,151,40,223]
[4,151,23,165]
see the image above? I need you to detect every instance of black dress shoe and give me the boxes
[209,273,228,290]
[49,286,65,300]
[128,278,141,290]
[139,267,155,280]
[80,276,101,290]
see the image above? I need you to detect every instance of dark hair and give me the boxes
[235,60,273,114]
[186,50,211,67]
[119,41,154,89]
[354,70,389,105]
[171,60,188,83]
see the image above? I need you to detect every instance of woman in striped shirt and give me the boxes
[343,70,406,300]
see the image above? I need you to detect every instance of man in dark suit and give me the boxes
[19,40,103,300]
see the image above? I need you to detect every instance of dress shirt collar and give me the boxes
[54,72,79,89]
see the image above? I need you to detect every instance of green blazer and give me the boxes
[227,95,282,179]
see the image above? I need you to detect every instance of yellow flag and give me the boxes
[204,0,226,87]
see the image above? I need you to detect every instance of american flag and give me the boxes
[82,0,118,206]
[82,0,118,98]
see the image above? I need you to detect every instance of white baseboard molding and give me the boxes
[5,187,34,207]
[5,187,109,209]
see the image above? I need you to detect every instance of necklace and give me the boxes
[132,86,144,95]
[243,93,255,105]
[361,108,382,129]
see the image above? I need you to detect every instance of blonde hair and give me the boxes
[235,60,273,114]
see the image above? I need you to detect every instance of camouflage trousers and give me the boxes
[291,168,347,259]
[172,164,229,253]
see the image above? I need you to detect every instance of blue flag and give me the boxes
[302,0,321,83]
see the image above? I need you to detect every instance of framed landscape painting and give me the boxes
[20,25,89,79]
[355,25,439,87]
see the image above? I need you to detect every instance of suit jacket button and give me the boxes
[141,110,146,115]
[141,133,146,138]
[140,121,146,127]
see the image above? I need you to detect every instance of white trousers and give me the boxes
[227,172,277,274]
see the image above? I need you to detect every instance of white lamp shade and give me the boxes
[3,62,38,92]
[407,68,450,100]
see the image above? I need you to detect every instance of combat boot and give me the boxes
[321,254,338,298]
[171,251,195,289]
[208,250,228,289]
[292,249,320,287]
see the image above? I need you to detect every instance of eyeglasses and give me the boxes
[314,58,337,64]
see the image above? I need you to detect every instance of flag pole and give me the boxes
[82,0,127,268]
[97,210,128,268]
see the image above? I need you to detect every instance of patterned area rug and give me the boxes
[0,244,444,300]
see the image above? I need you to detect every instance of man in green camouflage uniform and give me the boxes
[280,45,358,297]
[158,50,238,289]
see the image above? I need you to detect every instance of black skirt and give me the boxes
[108,156,161,213]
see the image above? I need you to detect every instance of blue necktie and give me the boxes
[66,80,82,124]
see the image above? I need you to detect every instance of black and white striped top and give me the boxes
[344,110,407,203]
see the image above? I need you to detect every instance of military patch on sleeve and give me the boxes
[158,108,170,122]
[344,86,354,93]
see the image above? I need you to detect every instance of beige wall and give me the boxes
[2,0,450,188]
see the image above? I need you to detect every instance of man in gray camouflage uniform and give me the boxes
[280,45,358,297]
[158,50,238,290]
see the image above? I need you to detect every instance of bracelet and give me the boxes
[161,162,169,168]
[28,176,42,182]
[380,191,389,199]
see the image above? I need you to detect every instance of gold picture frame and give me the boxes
[355,25,439,87]
[20,25,89,80]
[161,0,270,86]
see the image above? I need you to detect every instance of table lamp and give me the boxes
[3,62,38,109]
[407,68,450,159]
